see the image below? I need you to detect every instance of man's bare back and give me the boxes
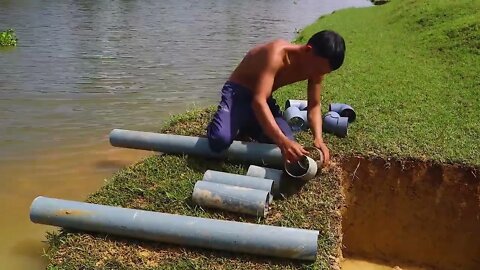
[207,30,345,164]
[229,39,311,94]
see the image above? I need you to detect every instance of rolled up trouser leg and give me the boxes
[30,196,319,261]
[192,181,270,217]
[246,165,284,195]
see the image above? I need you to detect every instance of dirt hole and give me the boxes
[340,156,480,270]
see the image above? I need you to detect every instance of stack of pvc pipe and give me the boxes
[30,196,320,261]
[284,100,356,138]
[192,170,275,217]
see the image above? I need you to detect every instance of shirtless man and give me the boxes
[206,30,345,164]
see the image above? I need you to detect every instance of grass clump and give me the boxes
[0,29,17,46]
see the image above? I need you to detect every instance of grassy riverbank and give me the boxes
[45,0,479,269]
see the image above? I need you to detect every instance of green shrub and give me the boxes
[0,29,18,46]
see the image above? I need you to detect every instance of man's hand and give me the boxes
[314,137,330,165]
[279,139,309,163]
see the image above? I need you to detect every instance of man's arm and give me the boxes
[307,76,330,164]
[251,70,286,145]
[251,57,307,162]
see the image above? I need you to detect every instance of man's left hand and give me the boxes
[314,137,330,165]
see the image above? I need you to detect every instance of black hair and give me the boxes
[307,30,345,71]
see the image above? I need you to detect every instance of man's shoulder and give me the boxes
[269,38,292,48]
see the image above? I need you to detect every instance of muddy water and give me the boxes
[0,0,373,269]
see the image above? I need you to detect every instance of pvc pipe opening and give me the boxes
[284,156,318,181]
[329,103,356,123]
[284,107,307,132]
[285,99,308,110]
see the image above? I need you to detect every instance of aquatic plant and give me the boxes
[0,29,18,46]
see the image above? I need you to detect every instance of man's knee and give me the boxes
[207,125,234,152]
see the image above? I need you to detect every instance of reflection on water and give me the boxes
[0,0,371,269]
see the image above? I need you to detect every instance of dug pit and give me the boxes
[339,156,480,270]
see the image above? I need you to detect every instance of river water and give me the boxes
[0,0,372,268]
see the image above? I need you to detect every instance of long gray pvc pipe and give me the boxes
[203,170,274,193]
[192,181,270,217]
[30,196,319,260]
[109,129,283,168]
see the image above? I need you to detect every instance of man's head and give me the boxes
[305,30,345,75]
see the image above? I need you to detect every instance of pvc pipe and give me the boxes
[110,129,283,168]
[192,181,270,217]
[203,170,274,194]
[304,146,324,169]
[284,156,318,181]
[285,99,308,110]
[246,165,284,195]
[30,196,319,261]
[323,111,348,138]
[300,110,309,130]
[283,107,307,132]
[329,103,356,123]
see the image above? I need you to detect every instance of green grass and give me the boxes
[0,29,17,46]
[46,109,344,269]
[277,0,479,167]
[45,0,480,269]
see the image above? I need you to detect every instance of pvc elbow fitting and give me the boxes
[323,111,348,138]
[285,99,308,110]
[329,103,356,123]
[283,106,307,132]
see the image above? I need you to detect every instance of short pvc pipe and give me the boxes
[283,107,307,132]
[203,170,274,203]
[285,99,308,110]
[203,170,274,193]
[284,156,318,181]
[110,129,283,168]
[246,165,284,195]
[30,196,319,261]
[323,111,348,138]
[192,181,270,217]
[329,103,356,123]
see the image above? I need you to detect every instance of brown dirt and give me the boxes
[340,156,480,270]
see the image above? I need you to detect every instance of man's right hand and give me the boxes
[279,138,309,163]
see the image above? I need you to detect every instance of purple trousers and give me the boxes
[207,81,294,152]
